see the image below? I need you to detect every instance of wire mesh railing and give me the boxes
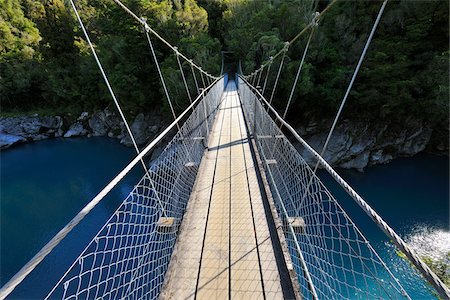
[237,76,410,299]
[43,78,224,299]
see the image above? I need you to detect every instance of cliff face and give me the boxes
[0,109,166,149]
[1,112,447,170]
[294,117,447,171]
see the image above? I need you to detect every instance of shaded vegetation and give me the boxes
[0,0,221,116]
[422,254,450,288]
[397,249,450,289]
[0,0,448,145]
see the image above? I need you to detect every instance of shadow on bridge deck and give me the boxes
[160,81,297,299]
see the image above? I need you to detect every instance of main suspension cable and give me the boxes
[143,20,179,130]
[175,47,193,105]
[282,18,317,120]
[190,61,200,94]
[110,0,217,80]
[269,42,289,105]
[262,57,273,95]
[68,0,168,221]
[247,0,338,78]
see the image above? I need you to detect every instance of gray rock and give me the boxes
[0,134,26,149]
[77,112,89,121]
[55,128,64,138]
[340,151,370,171]
[0,115,64,146]
[33,134,49,141]
[64,122,86,138]
[149,125,159,133]
[295,117,435,170]
[370,150,393,165]
[120,113,163,146]
[88,111,108,136]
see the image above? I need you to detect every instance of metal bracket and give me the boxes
[311,12,320,27]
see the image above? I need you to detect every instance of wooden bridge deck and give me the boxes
[161,81,285,299]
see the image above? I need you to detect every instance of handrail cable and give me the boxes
[0,78,222,300]
[238,74,450,300]
[259,112,408,299]
[69,0,169,219]
[297,0,388,214]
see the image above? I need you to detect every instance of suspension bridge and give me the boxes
[1,0,449,299]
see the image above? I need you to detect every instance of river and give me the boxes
[1,137,448,298]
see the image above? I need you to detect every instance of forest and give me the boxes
[1,0,448,142]
[1,0,449,290]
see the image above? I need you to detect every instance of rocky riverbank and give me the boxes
[0,108,166,150]
[1,111,447,171]
[294,117,448,171]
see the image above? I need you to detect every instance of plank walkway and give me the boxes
[161,81,284,299]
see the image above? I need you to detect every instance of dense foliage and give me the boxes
[217,0,449,129]
[0,0,221,116]
[0,0,448,136]
[1,0,448,288]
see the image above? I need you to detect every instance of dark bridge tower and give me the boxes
[221,51,238,79]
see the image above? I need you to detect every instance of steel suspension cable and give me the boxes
[67,0,168,220]
[281,6,434,296]
[0,79,222,299]
[200,71,207,89]
[305,0,388,190]
[262,58,272,94]
[282,24,316,120]
[256,66,263,87]
[174,47,192,105]
[269,42,289,105]
[143,22,179,130]
[0,0,206,296]
[110,0,217,80]
[190,62,200,94]
[239,74,449,300]
[246,0,338,77]
[251,72,257,86]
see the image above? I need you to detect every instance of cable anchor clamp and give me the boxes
[140,17,150,32]
[312,12,320,27]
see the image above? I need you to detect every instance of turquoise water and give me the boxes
[1,138,448,298]
[1,138,143,298]
[318,153,449,299]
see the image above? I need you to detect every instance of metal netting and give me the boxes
[237,77,409,300]
[45,79,225,299]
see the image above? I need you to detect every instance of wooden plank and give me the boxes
[228,88,264,299]
[161,81,285,300]
[196,92,231,299]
